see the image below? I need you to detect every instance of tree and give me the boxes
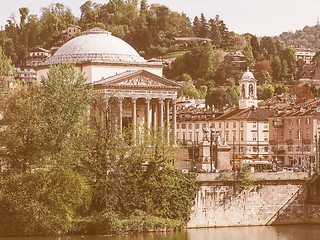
[271,56,282,82]
[260,36,277,59]
[243,36,255,70]
[192,16,201,37]
[197,41,216,79]
[280,46,297,77]
[0,63,91,172]
[199,13,208,38]
[261,84,275,100]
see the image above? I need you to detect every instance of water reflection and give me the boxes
[1,225,320,240]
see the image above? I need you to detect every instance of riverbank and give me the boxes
[188,172,320,228]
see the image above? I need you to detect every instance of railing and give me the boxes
[265,185,304,225]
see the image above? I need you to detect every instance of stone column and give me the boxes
[145,98,151,130]
[159,98,164,129]
[119,97,123,133]
[132,97,137,138]
[166,99,170,127]
[153,101,158,129]
[172,99,177,140]
[166,99,170,142]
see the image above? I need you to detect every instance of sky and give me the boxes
[0,0,320,36]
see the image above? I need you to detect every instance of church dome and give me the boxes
[241,68,255,80]
[43,28,146,65]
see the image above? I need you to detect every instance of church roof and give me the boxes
[41,28,148,66]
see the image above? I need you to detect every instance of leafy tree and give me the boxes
[243,36,255,70]
[257,70,272,84]
[260,36,277,59]
[197,41,216,79]
[226,85,239,106]
[0,63,91,172]
[178,81,201,99]
[261,84,275,100]
[271,56,282,82]
[280,46,297,76]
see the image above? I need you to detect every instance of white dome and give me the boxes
[43,28,146,65]
[242,68,255,80]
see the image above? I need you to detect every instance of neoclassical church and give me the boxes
[36,28,181,135]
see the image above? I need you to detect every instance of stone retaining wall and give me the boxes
[188,172,320,228]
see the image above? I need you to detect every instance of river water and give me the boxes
[1,225,320,240]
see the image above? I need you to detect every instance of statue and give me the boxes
[202,123,209,141]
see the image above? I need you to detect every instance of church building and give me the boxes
[36,27,181,135]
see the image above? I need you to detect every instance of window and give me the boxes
[289,130,292,139]
[196,132,199,143]
[226,122,229,128]
[240,131,244,141]
[306,118,310,124]
[226,131,229,141]
[195,124,199,129]
[182,124,186,129]
[297,130,301,140]
[289,119,293,125]
[219,122,222,128]
[253,122,257,128]
[288,146,293,152]
[188,124,192,129]
[240,147,244,152]
[264,122,268,128]
[211,123,215,128]
[190,133,192,141]
[233,122,236,128]
[264,147,269,152]
[253,132,257,141]
[240,122,244,128]
[253,147,258,152]
[233,130,236,140]
[297,119,301,125]
[264,132,268,141]
[177,124,180,129]
[306,130,310,139]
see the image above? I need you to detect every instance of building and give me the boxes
[176,106,222,145]
[269,99,320,168]
[60,25,82,42]
[18,48,51,83]
[294,47,315,65]
[36,27,181,133]
[175,69,273,159]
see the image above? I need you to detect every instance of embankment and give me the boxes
[188,172,320,228]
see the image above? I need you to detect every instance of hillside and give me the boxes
[279,24,320,51]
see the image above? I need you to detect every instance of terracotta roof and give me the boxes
[214,106,274,121]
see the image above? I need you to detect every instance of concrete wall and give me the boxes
[188,172,320,228]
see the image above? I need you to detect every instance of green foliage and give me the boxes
[237,164,256,188]
[178,81,201,99]
[219,172,233,182]
[226,85,239,106]
[0,168,91,235]
[257,70,272,84]
[243,36,255,70]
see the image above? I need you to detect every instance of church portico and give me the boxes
[93,69,181,137]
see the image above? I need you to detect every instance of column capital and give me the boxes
[159,98,164,105]
[131,97,137,103]
[145,98,151,104]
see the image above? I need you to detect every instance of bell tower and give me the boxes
[239,68,258,109]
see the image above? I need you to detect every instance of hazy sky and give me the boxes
[1,0,319,36]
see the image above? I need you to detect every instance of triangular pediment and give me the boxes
[94,70,182,88]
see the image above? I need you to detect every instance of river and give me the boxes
[1,225,320,240]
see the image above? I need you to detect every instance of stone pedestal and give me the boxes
[198,141,213,172]
[216,145,232,170]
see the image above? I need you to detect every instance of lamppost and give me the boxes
[209,126,218,173]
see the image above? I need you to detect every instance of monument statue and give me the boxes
[202,123,209,141]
